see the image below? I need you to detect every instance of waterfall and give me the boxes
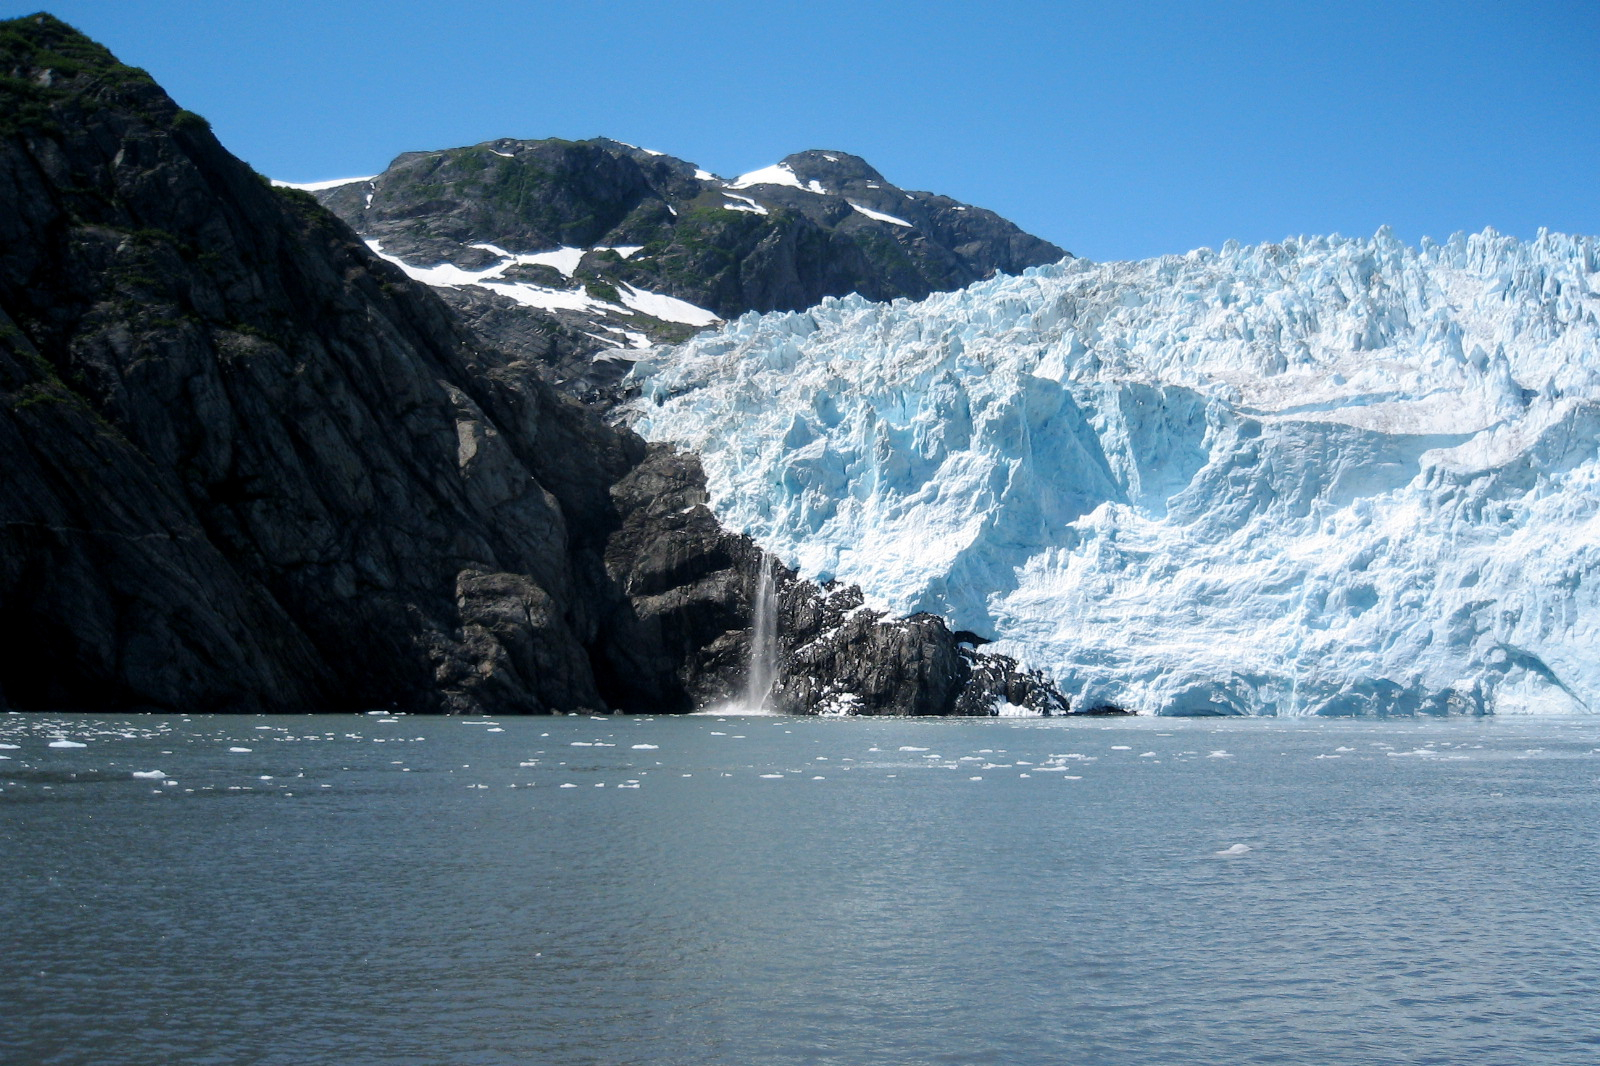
[744,554,779,711]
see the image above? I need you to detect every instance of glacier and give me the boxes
[626,228,1600,716]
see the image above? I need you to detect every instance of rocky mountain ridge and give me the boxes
[298,138,1067,392]
[0,12,1067,716]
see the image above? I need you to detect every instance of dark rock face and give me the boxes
[313,138,1068,395]
[0,14,1070,716]
[0,15,608,712]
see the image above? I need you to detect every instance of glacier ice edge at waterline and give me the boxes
[626,228,1600,716]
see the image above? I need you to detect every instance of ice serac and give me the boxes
[629,229,1600,716]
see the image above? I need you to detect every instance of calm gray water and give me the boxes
[3,711,1598,1066]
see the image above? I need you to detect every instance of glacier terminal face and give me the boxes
[627,229,1600,715]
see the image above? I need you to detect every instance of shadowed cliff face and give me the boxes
[0,13,1068,716]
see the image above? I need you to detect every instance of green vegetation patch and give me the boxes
[0,14,164,136]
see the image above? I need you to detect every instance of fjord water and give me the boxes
[3,713,1598,1066]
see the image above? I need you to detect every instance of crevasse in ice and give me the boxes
[627,229,1600,715]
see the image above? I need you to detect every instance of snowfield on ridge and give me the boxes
[628,228,1600,715]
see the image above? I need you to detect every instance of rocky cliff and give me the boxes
[0,13,1067,716]
[305,139,1067,393]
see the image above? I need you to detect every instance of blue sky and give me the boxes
[26,0,1600,261]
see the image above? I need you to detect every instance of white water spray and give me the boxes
[744,554,779,711]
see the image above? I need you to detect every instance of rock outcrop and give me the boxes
[0,13,1069,716]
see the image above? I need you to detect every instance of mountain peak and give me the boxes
[778,150,885,187]
[2,12,145,80]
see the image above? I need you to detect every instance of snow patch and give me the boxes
[618,284,721,326]
[271,175,377,192]
[722,193,770,216]
[367,240,621,315]
[848,201,913,227]
[729,164,827,194]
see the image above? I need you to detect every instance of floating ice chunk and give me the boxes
[899,746,929,752]
[0,743,17,749]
